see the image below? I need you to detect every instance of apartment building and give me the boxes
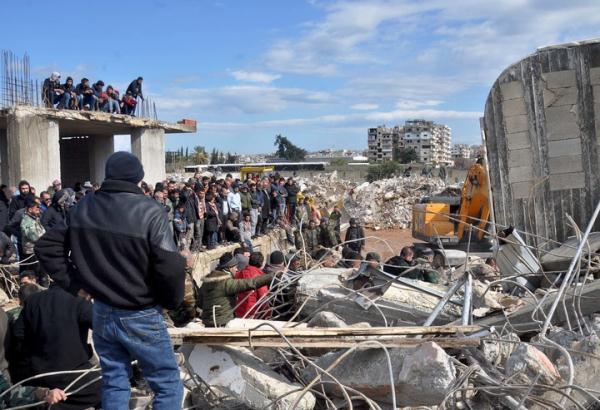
[367,125,404,162]
[368,120,451,164]
[451,144,472,159]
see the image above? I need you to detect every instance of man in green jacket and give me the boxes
[200,252,275,327]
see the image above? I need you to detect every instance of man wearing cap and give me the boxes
[35,151,185,409]
[199,252,275,327]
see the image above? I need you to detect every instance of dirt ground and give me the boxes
[364,228,424,260]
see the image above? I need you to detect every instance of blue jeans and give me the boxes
[92,301,183,410]
[79,94,96,110]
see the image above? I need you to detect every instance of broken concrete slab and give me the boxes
[477,279,600,335]
[301,346,411,405]
[183,344,316,410]
[540,232,600,272]
[307,311,371,328]
[295,269,461,327]
[505,343,560,386]
[397,341,457,407]
[301,341,457,407]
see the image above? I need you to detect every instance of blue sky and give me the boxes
[3,0,600,154]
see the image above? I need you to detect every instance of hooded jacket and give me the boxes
[234,265,270,319]
[199,269,274,327]
[35,179,185,310]
[40,190,68,230]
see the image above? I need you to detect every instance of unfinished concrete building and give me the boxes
[482,39,600,244]
[0,106,196,191]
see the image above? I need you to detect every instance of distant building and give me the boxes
[470,144,485,158]
[451,144,472,159]
[367,125,403,162]
[367,120,451,164]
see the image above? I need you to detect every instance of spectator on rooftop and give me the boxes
[75,78,95,110]
[92,80,106,111]
[126,76,144,100]
[42,72,65,108]
[61,76,77,109]
[104,85,120,113]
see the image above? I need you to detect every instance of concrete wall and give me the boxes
[6,110,60,191]
[131,128,166,185]
[89,135,114,183]
[483,40,600,244]
[190,229,291,285]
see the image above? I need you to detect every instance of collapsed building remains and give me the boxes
[298,172,446,229]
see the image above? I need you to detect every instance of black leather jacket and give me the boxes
[35,179,185,310]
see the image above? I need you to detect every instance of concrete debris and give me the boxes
[298,173,445,229]
[295,268,462,326]
[505,343,561,386]
[301,346,410,404]
[481,332,520,367]
[184,344,316,410]
[307,311,371,328]
[301,341,456,407]
[397,341,456,407]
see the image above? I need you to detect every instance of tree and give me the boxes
[225,152,238,163]
[366,161,401,182]
[193,146,208,164]
[394,147,418,164]
[274,134,307,161]
[210,148,219,164]
[185,147,189,158]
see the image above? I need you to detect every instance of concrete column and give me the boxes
[88,135,114,183]
[7,108,60,192]
[0,129,8,184]
[131,128,165,185]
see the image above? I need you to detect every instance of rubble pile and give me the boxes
[47,197,599,409]
[298,172,446,229]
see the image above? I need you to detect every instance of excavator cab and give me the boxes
[412,159,492,252]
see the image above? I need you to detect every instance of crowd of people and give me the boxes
[0,150,500,408]
[42,73,144,115]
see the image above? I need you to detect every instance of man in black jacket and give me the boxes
[12,285,101,409]
[8,180,30,221]
[126,76,144,100]
[345,218,365,254]
[35,151,185,409]
[40,189,69,230]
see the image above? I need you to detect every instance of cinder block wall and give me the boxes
[483,40,600,245]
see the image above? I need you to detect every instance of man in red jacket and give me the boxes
[234,252,271,318]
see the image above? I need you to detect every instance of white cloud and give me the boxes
[230,70,281,84]
[351,103,379,110]
[395,99,443,109]
[265,1,425,75]
[365,108,482,122]
[197,109,480,130]
[155,84,334,115]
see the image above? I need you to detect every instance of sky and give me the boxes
[2,0,600,154]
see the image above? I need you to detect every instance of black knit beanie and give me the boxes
[270,251,285,265]
[105,151,145,184]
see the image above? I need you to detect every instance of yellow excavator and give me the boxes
[412,159,492,252]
